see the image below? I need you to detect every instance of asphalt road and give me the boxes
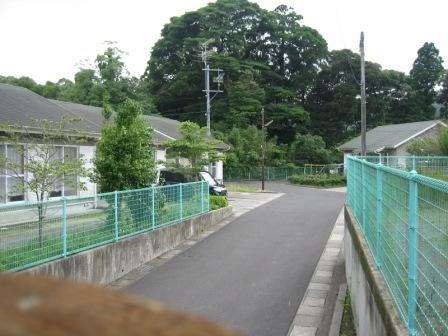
[125,182,345,336]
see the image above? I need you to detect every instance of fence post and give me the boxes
[285,168,288,180]
[412,155,416,172]
[62,197,67,257]
[114,191,119,241]
[376,164,383,268]
[151,187,156,229]
[180,183,183,220]
[407,170,418,336]
[201,182,204,213]
[361,159,366,232]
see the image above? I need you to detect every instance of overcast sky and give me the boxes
[1,0,446,84]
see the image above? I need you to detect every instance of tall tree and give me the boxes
[143,0,326,142]
[409,42,444,120]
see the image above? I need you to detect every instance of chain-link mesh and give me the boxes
[224,164,344,182]
[347,156,448,336]
[361,156,448,181]
[0,181,209,271]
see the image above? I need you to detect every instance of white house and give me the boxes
[0,83,225,204]
[339,120,447,167]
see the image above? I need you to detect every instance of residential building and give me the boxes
[339,120,447,167]
[0,83,225,203]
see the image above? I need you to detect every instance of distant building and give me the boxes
[339,120,447,166]
[0,84,226,204]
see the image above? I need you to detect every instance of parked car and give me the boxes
[157,169,227,196]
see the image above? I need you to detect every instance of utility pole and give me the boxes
[261,108,265,191]
[360,31,367,156]
[261,108,273,191]
[201,39,223,137]
[201,39,224,174]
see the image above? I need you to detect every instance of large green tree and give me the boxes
[93,99,156,192]
[144,0,327,143]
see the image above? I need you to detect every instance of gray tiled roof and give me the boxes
[339,120,447,153]
[0,83,181,143]
[51,100,182,143]
[0,84,99,136]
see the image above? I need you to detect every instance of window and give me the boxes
[64,147,78,196]
[0,144,79,203]
[0,144,25,203]
[49,147,63,197]
[49,146,79,198]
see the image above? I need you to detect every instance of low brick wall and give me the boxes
[344,205,407,336]
[23,206,232,285]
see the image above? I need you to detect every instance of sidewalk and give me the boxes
[288,208,346,336]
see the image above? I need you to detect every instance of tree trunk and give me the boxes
[38,203,44,248]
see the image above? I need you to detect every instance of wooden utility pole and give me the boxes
[360,32,367,156]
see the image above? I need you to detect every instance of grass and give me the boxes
[226,183,260,192]
[340,291,356,336]
[288,174,346,187]
[0,195,209,271]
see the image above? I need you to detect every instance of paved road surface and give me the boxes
[125,182,345,336]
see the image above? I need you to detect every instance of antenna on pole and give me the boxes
[360,31,367,156]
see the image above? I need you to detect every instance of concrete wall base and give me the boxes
[344,206,407,336]
[23,206,233,285]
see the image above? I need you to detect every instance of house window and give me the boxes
[0,144,79,203]
[49,146,63,197]
[0,144,25,203]
[63,147,78,196]
[49,146,79,198]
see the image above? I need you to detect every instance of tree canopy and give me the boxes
[2,0,447,166]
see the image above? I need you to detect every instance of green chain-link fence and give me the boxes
[362,155,448,181]
[0,181,209,272]
[224,164,344,182]
[347,156,448,336]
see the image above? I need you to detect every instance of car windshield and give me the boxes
[199,171,217,186]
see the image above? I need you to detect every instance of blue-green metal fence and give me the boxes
[224,164,344,182]
[0,181,209,272]
[361,155,448,181]
[347,156,448,336]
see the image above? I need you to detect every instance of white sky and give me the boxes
[0,0,446,84]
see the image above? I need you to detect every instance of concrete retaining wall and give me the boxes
[344,206,407,336]
[24,206,232,285]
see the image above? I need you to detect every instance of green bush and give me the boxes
[288,174,346,187]
[210,195,228,210]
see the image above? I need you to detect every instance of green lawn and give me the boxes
[226,183,260,192]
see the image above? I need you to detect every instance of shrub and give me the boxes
[288,174,346,187]
[210,195,228,210]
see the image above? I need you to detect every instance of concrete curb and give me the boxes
[287,208,345,336]
[328,283,347,336]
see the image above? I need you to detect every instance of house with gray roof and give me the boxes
[339,120,447,167]
[0,83,225,203]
